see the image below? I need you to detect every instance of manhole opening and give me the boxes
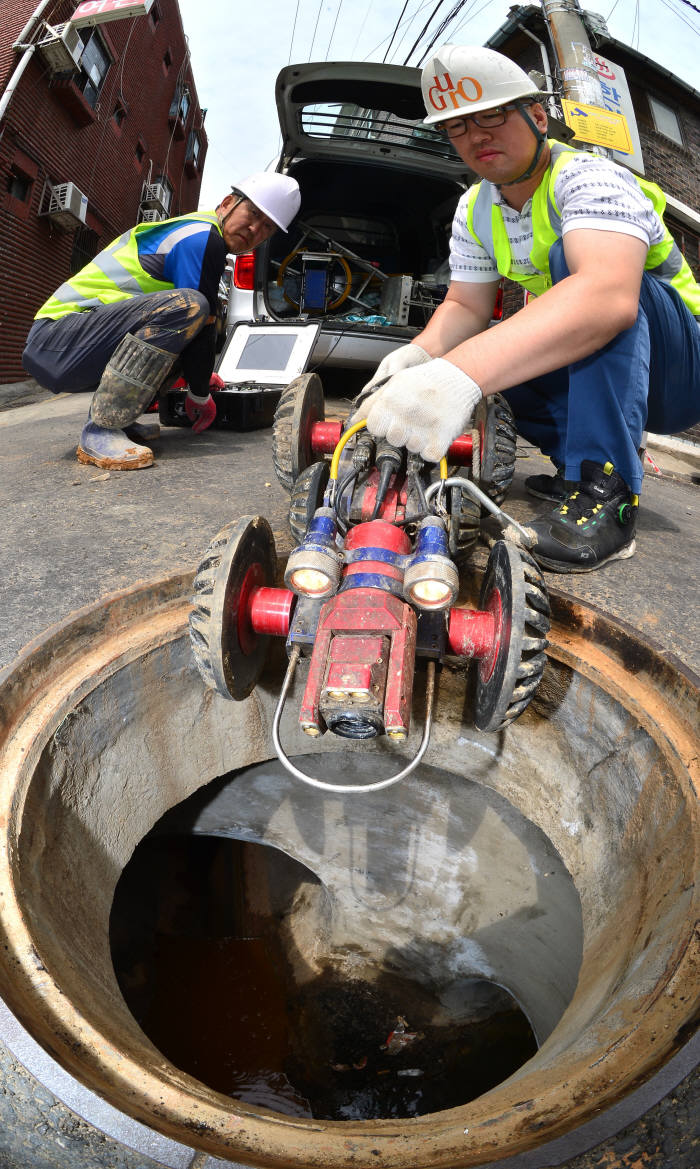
[111,810,538,1120]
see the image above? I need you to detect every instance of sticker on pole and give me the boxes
[561,100,633,153]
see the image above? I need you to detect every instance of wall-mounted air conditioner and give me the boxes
[37,22,84,74]
[141,182,169,212]
[139,209,165,223]
[39,182,88,229]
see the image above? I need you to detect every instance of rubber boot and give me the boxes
[77,420,153,470]
[90,333,174,429]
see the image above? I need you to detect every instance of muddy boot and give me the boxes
[77,420,153,470]
[90,333,174,430]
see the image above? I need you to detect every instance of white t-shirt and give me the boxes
[449,152,666,284]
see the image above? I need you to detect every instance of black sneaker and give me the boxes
[524,471,577,502]
[528,460,638,573]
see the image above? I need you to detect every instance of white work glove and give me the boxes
[361,358,482,464]
[361,343,432,396]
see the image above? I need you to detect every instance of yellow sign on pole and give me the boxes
[561,99,633,154]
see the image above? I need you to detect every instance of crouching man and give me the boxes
[23,172,300,470]
[359,45,700,572]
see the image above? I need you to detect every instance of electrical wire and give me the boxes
[449,0,499,42]
[325,0,345,60]
[658,0,699,34]
[350,0,374,57]
[402,0,449,66]
[287,0,302,64]
[308,0,325,60]
[363,0,434,65]
[382,0,411,63]
[415,0,471,66]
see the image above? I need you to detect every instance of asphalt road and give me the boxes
[1,386,698,674]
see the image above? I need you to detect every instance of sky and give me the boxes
[175,0,699,210]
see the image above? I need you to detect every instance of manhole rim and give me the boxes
[0,575,697,1168]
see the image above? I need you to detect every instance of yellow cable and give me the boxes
[330,418,366,480]
[330,421,450,482]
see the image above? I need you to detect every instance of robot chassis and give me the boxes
[189,373,551,794]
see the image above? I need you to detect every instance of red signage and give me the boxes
[70,0,154,28]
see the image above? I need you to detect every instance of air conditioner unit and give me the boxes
[141,182,169,212]
[140,208,165,223]
[37,22,84,74]
[40,182,88,229]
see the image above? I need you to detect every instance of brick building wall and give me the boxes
[0,0,207,382]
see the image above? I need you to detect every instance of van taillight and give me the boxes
[233,252,255,290]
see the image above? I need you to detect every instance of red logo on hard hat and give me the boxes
[428,71,484,112]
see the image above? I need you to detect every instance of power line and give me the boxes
[451,0,501,41]
[416,0,472,66]
[287,0,302,65]
[659,0,700,34]
[351,0,374,57]
[363,1,436,65]
[325,0,345,60]
[402,0,449,66]
[308,0,325,60]
[383,0,411,63]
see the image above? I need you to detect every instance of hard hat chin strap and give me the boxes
[220,192,246,230]
[496,102,548,187]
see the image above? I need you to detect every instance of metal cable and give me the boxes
[272,652,436,794]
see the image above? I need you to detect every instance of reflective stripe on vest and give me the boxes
[35,211,222,321]
[465,142,700,314]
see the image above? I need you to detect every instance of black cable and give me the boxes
[416,0,470,66]
[402,0,448,66]
[383,0,411,62]
[335,469,359,535]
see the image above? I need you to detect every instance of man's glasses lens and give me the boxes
[443,108,509,138]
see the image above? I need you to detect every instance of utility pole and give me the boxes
[539,0,612,156]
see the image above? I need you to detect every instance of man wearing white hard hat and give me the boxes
[360,45,700,572]
[23,172,301,470]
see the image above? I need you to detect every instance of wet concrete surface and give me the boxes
[0,381,698,1168]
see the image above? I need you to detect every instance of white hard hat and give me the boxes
[422,45,541,125]
[233,172,301,232]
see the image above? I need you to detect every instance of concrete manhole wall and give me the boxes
[0,575,697,1169]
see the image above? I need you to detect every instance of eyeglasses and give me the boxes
[439,104,520,139]
[239,199,276,235]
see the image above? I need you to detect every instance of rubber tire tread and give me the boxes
[479,394,517,506]
[288,461,330,544]
[448,475,481,567]
[492,548,550,730]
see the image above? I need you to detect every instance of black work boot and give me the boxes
[524,470,577,503]
[528,460,638,573]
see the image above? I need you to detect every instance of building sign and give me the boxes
[593,54,645,174]
[70,0,154,28]
[562,99,634,154]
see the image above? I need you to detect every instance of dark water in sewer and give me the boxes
[111,833,537,1120]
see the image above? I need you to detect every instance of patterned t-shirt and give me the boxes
[449,152,666,284]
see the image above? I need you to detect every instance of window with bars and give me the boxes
[75,27,111,108]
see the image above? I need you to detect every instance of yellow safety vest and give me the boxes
[35,211,222,321]
[465,140,700,315]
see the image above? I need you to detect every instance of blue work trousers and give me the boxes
[22,289,209,395]
[503,239,700,492]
